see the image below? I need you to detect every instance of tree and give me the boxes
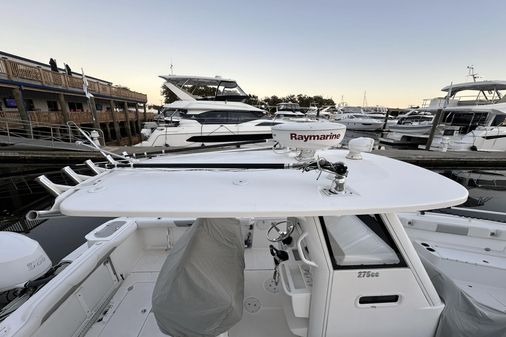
[161,85,178,104]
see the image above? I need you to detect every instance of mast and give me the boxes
[466,65,479,82]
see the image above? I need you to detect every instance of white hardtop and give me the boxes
[442,80,506,93]
[163,100,265,113]
[159,74,236,82]
[55,148,468,218]
[443,102,506,113]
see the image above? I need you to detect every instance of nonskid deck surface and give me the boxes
[83,245,291,337]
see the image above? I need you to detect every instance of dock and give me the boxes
[371,149,506,170]
[1,146,506,171]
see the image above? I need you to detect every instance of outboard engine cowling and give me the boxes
[0,232,52,292]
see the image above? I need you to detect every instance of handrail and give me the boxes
[0,117,105,147]
[0,58,147,102]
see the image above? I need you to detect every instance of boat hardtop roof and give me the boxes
[54,148,468,218]
[163,100,264,113]
[443,102,506,113]
[442,80,506,93]
[159,75,237,83]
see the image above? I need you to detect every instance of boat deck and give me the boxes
[83,246,295,337]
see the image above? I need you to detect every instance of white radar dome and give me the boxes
[272,122,346,150]
[0,232,52,292]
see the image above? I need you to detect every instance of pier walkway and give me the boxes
[1,145,506,170]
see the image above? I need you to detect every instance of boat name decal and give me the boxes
[289,133,341,142]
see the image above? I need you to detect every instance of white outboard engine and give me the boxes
[0,232,52,292]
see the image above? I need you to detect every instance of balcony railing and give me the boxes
[0,57,147,103]
[0,110,157,127]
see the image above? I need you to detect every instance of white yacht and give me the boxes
[138,76,280,147]
[3,123,504,337]
[422,80,506,151]
[388,111,434,135]
[428,102,506,151]
[380,110,436,147]
[273,102,307,120]
[333,113,384,131]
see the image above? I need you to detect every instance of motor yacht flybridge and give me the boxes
[6,122,505,337]
[139,75,281,147]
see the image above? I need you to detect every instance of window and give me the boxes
[47,100,59,111]
[216,81,247,98]
[24,99,35,111]
[68,102,84,112]
[194,111,229,124]
[492,114,506,126]
[228,110,264,123]
[3,98,17,108]
[320,215,406,269]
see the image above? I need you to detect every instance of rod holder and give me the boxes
[62,166,92,184]
[85,160,107,175]
[35,175,72,197]
[26,209,63,221]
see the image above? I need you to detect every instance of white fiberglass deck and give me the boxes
[83,236,295,337]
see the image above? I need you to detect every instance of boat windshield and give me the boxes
[277,103,301,111]
[216,81,247,98]
[159,108,187,119]
[321,215,405,269]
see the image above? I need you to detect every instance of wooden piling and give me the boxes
[123,101,133,146]
[425,109,443,150]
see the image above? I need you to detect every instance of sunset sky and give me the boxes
[2,0,505,107]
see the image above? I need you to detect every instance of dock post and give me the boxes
[135,103,141,133]
[123,101,133,146]
[110,100,122,145]
[12,87,31,134]
[425,109,443,151]
[381,110,391,136]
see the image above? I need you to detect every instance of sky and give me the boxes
[2,0,506,107]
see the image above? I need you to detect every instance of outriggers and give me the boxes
[2,123,476,337]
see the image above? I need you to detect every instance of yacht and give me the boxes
[427,102,506,151]
[380,110,436,147]
[273,102,307,120]
[3,123,504,337]
[383,81,506,150]
[138,75,280,147]
[333,113,384,131]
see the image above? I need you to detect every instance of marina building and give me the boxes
[0,51,151,145]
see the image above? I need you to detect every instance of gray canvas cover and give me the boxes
[152,218,245,337]
[423,259,506,337]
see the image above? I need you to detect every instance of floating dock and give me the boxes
[1,146,506,170]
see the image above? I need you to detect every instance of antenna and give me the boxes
[362,91,368,107]
[466,65,480,82]
[170,58,174,75]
